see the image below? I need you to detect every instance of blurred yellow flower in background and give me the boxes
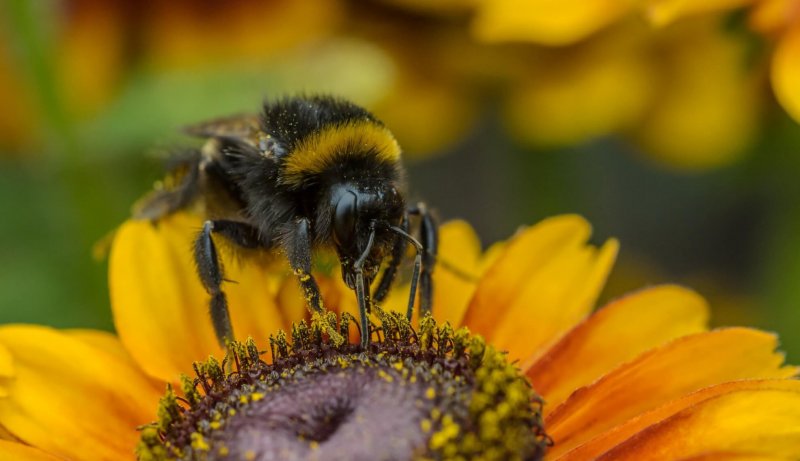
[750,0,800,123]
[3,0,797,167]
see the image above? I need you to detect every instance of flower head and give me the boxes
[0,214,799,460]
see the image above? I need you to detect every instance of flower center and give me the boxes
[138,312,548,461]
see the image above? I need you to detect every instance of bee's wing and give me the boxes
[182,113,263,147]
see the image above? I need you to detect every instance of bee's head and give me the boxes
[327,182,405,288]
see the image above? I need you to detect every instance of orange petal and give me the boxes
[546,328,797,457]
[556,379,800,460]
[464,215,618,362]
[0,441,61,461]
[595,386,800,460]
[526,285,709,409]
[0,325,162,460]
[471,0,631,45]
[772,24,800,124]
[110,214,286,382]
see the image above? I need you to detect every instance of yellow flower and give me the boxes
[497,15,763,170]
[470,0,757,45]
[1,213,799,459]
[749,0,800,124]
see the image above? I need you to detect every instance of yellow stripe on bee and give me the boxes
[282,120,401,185]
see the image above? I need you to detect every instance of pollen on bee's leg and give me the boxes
[137,311,548,461]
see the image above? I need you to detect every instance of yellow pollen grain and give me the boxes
[429,415,460,450]
[218,445,229,457]
[309,441,320,450]
[420,419,432,432]
[209,421,222,430]
[239,395,249,404]
[377,370,394,382]
[252,392,265,402]
[190,433,210,451]
[245,450,256,461]
[228,409,236,416]
[392,361,404,371]
[426,387,436,400]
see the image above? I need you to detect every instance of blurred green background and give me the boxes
[2,1,800,356]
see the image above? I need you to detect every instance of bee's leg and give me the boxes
[373,213,410,303]
[195,220,262,347]
[409,203,438,315]
[284,218,324,313]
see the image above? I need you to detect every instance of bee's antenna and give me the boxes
[389,226,423,320]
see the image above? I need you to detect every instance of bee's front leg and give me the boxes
[194,219,262,347]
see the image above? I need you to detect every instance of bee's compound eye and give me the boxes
[334,192,357,248]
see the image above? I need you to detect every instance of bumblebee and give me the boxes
[135,95,438,348]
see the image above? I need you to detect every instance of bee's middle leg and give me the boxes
[195,219,262,347]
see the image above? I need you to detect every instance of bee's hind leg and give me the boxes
[194,219,262,347]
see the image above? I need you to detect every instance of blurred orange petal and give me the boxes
[58,0,126,117]
[749,0,800,35]
[546,328,797,457]
[0,325,161,460]
[526,285,709,409]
